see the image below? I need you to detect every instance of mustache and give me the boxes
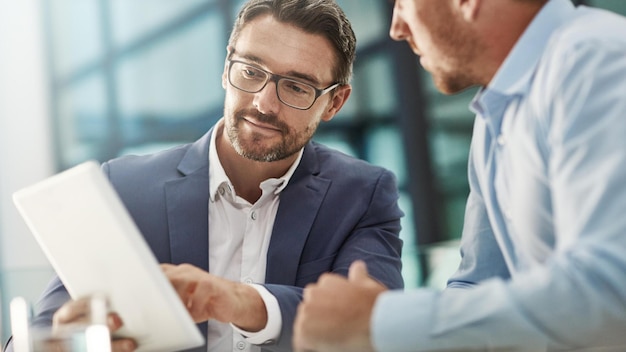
[235,109,288,133]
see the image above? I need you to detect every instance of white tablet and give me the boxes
[12,161,205,352]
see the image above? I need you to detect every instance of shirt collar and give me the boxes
[208,118,303,202]
[482,0,576,98]
[470,0,576,131]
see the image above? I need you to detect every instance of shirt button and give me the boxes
[219,186,225,195]
[236,341,246,350]
[244,278,253,284]
[250,211,257,220]
[497,135,506,146]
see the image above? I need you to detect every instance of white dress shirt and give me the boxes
[206,118,303,351]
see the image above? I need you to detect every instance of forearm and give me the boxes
[230,282,268,332]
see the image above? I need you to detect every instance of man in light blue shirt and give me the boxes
[293,0,626,351]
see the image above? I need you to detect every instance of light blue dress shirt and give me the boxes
[373,0,626,350]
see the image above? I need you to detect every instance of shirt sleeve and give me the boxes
[372,285,550,351]
[231,283,282,345]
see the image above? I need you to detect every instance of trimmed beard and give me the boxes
[226,109,318,162]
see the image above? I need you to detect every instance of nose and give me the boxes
[389,8,407,42]
[252,80,281,114]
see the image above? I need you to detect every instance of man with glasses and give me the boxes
[3,1,403,352]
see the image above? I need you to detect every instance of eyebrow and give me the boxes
[235,53,322,86]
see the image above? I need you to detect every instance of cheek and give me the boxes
[224,88,248,109]
[283,112,315,134]
[303,111,325,133]
[223,91,240,117]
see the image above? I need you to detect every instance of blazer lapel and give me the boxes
[265,143,330,285]
[165,130,212,272]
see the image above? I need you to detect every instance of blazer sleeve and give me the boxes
[261,167,404,352]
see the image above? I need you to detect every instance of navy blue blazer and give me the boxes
[9,129,404,352]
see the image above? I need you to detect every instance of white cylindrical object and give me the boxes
[9,297,31,352]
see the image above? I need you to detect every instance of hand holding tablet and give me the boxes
[12,161,205,352]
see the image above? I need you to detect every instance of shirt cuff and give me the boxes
[230,283,282,345]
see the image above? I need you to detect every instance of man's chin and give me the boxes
[432,76,477,96]
[235,144,282,163]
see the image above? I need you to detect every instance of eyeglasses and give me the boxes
[227,59,340,110]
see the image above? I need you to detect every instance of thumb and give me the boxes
[348,260,369,282]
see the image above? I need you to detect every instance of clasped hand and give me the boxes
[293,260,388,352]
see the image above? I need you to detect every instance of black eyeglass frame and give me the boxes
[227,58,340,110]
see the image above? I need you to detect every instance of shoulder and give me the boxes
[303,141,399,198]
[104,142,192,181]
[547,6,626,58]
[103,130,212,182]
[525,7,626,153]
[530,7,626,115]
[307,141,392,180]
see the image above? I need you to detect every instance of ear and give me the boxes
[454,0,482,22]
[321,84,352,122]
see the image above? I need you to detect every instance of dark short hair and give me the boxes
[228,0,356,85]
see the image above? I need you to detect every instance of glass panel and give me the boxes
[338,0,386,47]
[367,127,418,286]
[230,0,248,18]
[110,0,212,47]
[429,129,472,182]
[340,53,395,120]
[47,0,103,77]
[115,15,225,155]
[398,192,419,288]
[587,0,626,14]
[366,126,407,185]
[423,240,461,289]
[420,62,476,241]
[1,267,56,344]
[312,133,357,158]
[57,74,108,167]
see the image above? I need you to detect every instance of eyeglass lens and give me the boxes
[229,61,317,109]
